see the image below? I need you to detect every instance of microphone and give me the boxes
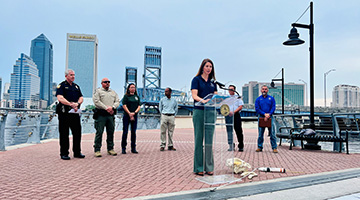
[211,79,225,87]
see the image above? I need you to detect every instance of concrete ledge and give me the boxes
[141,168,360,200]
[5,138,58,151]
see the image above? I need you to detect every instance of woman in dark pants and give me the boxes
[121,83,141,154]
[191,58,218,176]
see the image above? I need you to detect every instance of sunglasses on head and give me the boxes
[102,81,110,83]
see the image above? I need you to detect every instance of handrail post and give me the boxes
[332,113,340,135]
[0,111,8,151]
[354,114,359,132]
[332,113,340,152]
[27,114,41,144]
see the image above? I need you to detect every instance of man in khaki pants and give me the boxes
[159,87,178,151]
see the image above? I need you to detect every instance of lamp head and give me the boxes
[283,27,305,46]
[270,81,276,88]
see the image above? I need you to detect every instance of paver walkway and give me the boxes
[1,128,359,199]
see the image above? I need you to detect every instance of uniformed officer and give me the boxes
[92,78,120,157]
[56,69,85,160]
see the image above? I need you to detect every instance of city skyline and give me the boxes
[1,1,359,106]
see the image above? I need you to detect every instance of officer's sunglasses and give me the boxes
[102,81,110,84]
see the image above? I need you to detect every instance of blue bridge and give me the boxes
[119,87,315,118]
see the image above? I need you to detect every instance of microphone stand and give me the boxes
[218,85,241,99]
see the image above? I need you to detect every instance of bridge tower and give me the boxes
[124,66,137,93]
[143,46,161,99]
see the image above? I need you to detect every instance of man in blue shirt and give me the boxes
[255,85,278,153]
[159,87,178,151]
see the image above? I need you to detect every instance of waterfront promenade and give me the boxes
[1,127,360,199]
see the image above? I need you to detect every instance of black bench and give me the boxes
[276,127,292,146]
[289,128,349,154]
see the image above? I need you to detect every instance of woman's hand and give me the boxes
[201,99,210,103]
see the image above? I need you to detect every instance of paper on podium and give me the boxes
[195,94,233,107]
[69,109,82,114]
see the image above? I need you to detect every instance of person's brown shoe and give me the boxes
[256,148,262,152]
[107,149,117,156]
[160,147,165,151]
[273,149,278,153]
[168,146,176,151]
[94,151,102,157]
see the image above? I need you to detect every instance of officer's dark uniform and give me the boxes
[56,80,83,157]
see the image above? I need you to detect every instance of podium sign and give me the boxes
[195,94,242,185]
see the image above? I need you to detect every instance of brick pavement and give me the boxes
[0,128,359,199]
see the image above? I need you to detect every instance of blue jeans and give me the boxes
[121,114,138,150]
[257,117,277,150]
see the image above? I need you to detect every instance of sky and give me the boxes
[1,0,359,106]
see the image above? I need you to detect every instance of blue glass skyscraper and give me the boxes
[30,33,53,106]
[66,33,98,98]
[10,53,40,108]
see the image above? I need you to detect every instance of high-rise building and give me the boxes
[51,82,58,104]
[2,82,10,107]
[124,67,137,93]
[10,53,40,108]
[30,33,53,106]
[66,33,98,97]
[332,84,360,108]
[0,77,2,105]
[242,81,305,106]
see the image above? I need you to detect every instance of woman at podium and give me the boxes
[190,58,218,176]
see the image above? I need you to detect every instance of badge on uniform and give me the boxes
[76,85,79,89]
[220,104,230,116]
[135,96,138,100]
[57,84,61,89]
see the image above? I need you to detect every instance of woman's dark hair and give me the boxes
[195,58,216,80]
[126,83,138,96]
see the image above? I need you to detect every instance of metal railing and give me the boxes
[0,108,57,151]
[0,108,161,151]
[273,112,360,152]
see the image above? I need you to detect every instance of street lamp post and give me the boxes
[324,69,336,107]
[271,68,284,114]
[283,2,315,129]
[299,79,308,106]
